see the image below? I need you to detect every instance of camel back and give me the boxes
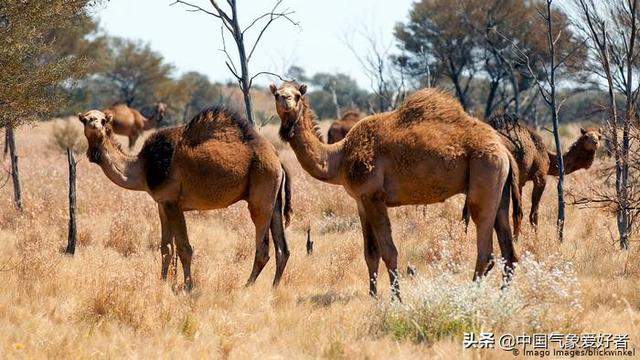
[397,88,467,126]
[182,106,256,147]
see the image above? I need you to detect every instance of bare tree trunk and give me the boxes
[6,126,22,210]
[331,82,341,119]
[306,226,313,255]
[66,149,77,255]
[484,79,500,119]
[230,1,255,125]
[544,0,565,241]
[173,0,298,126]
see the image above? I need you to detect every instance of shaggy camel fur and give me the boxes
[79,107,292,290]
[462,113,602,230]
[327,111,362,144]
[548,127,602,176]
[271,82,521,299]
[103,102,166,150]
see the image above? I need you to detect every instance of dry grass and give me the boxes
[0,120,638,358]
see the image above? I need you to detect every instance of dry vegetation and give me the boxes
[0,119,638,358]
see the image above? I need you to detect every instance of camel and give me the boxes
[462,113,602,230]
[78,106,292,290]
[547,127,602,176]
[103,102,167,150]
[327,111,362,144]
[270,82,521,299]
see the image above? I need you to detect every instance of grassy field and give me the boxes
[0,118,638,358]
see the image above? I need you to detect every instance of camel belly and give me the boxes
[383,157,468,206]
[161,142,253,210]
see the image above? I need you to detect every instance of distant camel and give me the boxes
[462,113,602,231]
[78,106,292,290]
[103,102,166,150]
[271,82,521,299]
[327,111,362,144]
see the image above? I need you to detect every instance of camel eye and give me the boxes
[274,93,280,100]
[295,94,300,102]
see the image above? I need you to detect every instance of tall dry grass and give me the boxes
[0,119,637,358]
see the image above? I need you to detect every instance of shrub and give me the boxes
[372,253,582,344]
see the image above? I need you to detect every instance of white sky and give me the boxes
[94,0,415,88]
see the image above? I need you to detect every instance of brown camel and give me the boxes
[547,127,602,176]
[327,111,362,144]
[270,82,521,299]
[462,113,602,230]
[103,102,167,150]
[78,106,292,290]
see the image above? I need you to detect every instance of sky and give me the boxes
[94,0,415,88]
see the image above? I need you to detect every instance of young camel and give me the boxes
[103,102,166,150]
[270,82,521,299]
[78,106,292,290]
[462,113,602,231]
[327,111,362,144]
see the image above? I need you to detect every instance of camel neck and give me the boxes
[89,134,147,191]
[287,104,344,184]
[547,141,596,176]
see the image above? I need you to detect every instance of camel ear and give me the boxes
[299,84,307,96]
[580,127,587,135]
[103,113,113,126]
[269,83,278,95]
[78,113,87,125]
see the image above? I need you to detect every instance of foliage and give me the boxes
[0,0,101,127]
[102,37,175,108]
[395,0,585,118]
[307,72,370,118]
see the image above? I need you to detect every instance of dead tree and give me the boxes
[573,0,638,249]
[516,0,572,241]
[5,126,22,210]
[345,26,407,113]
[171,0,298,125]
[306,226,313,255]
[65,148,78,255]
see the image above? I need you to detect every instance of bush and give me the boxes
[372,254,582,344]
[50,119,86,154]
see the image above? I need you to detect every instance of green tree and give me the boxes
[395,0,583,118]
[308,72,369,118]
[0,0,100,210]
[102,37,174,108]
[175,72,223,123]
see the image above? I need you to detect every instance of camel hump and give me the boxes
[397,88,466,125]
[341,111,362,123]
[182,106,256,146]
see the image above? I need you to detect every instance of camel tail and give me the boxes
[507,153,523,240]
[547,150,560,176]
[280,163,293,228]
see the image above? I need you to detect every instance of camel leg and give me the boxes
[163,203,193,291]
[468,160,504,281]
[361,195,400,301]
[357,202,380,298]
[494,182,518,280]
[245,202,273,286]
[159,205,175,280]
[529,178,546,230]
[270,185,290,287]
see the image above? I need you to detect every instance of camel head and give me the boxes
[78,110,113,163]
[270,82,308,141]
[144,102,167,130]
[578,127,602,151]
